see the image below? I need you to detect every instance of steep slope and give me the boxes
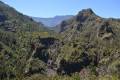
[0,1,57,80]
[0,1,50,32]
[46,8,120,79]
[32,15,73,27]
[23,9,120,80]
[0,1,120,79]
[58,8,120,42]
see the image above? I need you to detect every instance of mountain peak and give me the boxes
[79,8,94,14]
[76,8,95,22]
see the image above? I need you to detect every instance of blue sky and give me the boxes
[2,0,120,18]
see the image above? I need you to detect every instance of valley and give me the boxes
[0,1,120,80]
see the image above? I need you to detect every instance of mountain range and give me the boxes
[32,15,73,27]
[0,1,120,80]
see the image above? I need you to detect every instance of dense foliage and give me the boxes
[0,1,120,80]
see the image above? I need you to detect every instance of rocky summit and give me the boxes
[0,1,120,80]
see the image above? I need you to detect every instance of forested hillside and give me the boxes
[0,1,120,80]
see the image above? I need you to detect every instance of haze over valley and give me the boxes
[0,0,120,80]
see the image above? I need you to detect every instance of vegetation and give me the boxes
[0,1,120,80]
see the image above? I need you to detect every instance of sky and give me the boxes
[1,0,120,18]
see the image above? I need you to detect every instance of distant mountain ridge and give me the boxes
[0,1,50,32]
[0,0,120,79]
[32,15,73,27]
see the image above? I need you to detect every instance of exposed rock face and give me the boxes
[57,8,119,42]
[76,8,94,22]
[97,21,114,40]
[50,8,120,77]
[0,1,120,79]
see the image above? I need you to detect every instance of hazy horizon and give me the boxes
[1,0,120,18]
